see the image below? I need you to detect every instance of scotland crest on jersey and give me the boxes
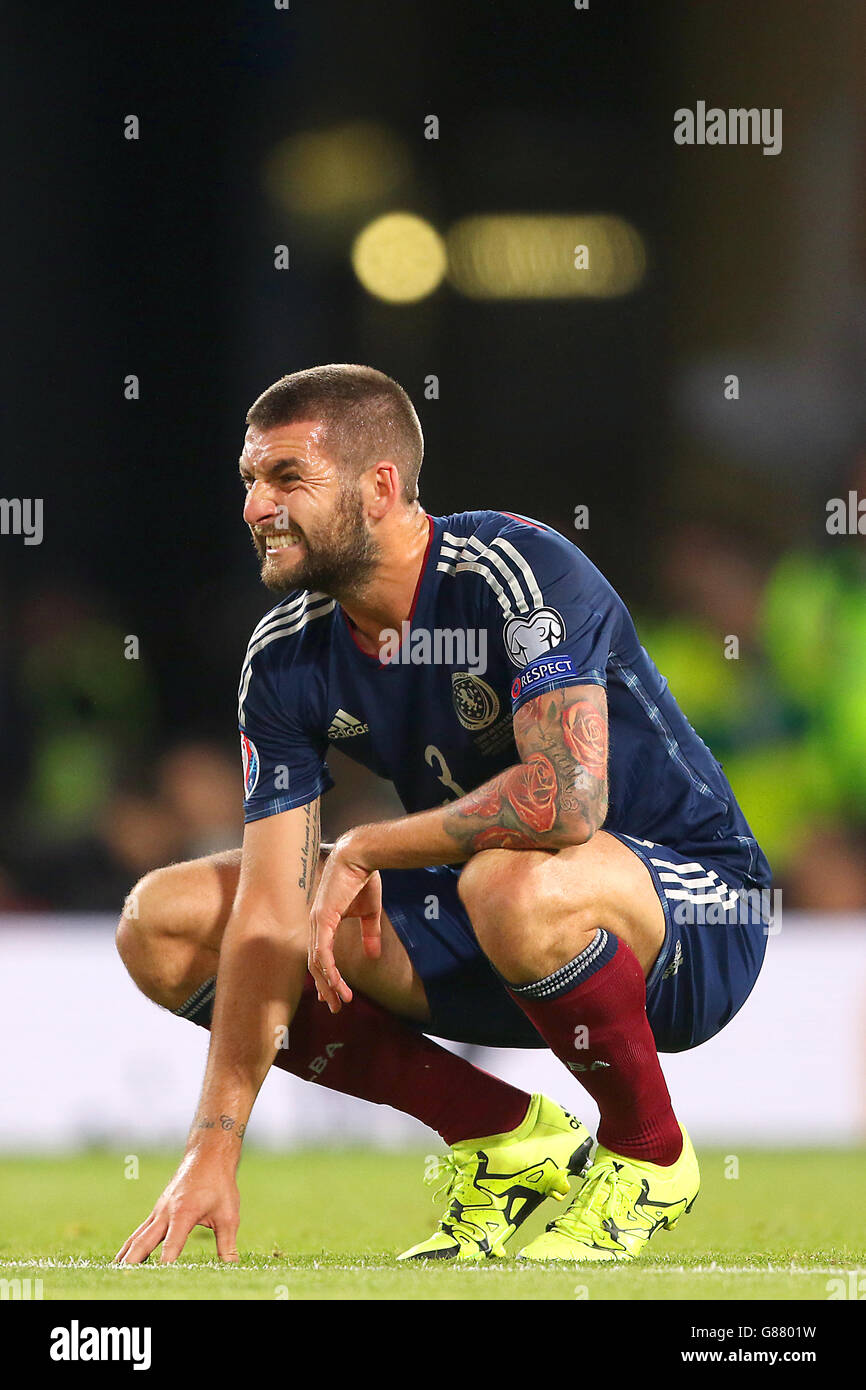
[451,672,500,730]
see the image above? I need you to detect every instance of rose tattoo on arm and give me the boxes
[443,684,609,854]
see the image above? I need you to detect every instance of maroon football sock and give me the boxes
[176,973,530,1146]
[507,931,682,1165]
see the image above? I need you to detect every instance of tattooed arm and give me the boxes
[445,683,608,854]
[191,797,321,1141]
[309,685,609,1010]
[116,798,321,1264]
[342,682,607,866]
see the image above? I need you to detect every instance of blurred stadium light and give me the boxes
[263,120,412,219]
[350,212,647,302]
[351,212,447,303]
[445,214,647,299]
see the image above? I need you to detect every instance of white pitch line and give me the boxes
[0,1258,861,1276]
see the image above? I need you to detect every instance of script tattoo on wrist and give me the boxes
[196,1115,247,1139]
[443,685,608,853]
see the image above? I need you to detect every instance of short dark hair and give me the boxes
[246,364,424,503]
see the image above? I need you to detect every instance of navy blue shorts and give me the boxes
[381,835,771,1055]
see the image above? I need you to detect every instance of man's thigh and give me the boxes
[333,902,431,1024]
[379,839,769,1056]
[380,866,545,1049]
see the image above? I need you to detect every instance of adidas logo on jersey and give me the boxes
[327,709,370,740]
[662,938,684,980]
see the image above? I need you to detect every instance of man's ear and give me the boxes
[364,460,401,519]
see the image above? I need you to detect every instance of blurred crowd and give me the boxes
[0,579,401,913]
[640,520,866,912]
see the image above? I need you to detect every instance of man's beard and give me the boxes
[253,487,381,600]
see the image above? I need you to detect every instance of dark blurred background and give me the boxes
[1,0,864,911]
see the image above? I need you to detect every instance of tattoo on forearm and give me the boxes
[298,800,320,904]
[196,1115,247,1139]
[444,685,608,853]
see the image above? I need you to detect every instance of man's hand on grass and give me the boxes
[114,1150,240,1265]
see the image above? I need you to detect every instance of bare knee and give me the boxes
[458,848,597,983]
[458,848,564,938]
[116,851,241,1009]
[115,865,191,1008]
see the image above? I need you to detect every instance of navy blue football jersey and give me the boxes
[237,510,771,889]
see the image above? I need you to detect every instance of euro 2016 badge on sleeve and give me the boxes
[502,607,565,666]
[240,731,260,797]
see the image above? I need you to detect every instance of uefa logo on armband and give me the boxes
[240,731,260,797]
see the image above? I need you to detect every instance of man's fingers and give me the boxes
[315,963,350,1012]
[309,947,341,1011]
[120,1209,239,1266]
[213,1216,240,1264]
[160,1211,198,1265]
[114,1213,156,1263]
[360,912,382,959]
[116,1215,161,1265]
[324,963,352,1007]
[310,925,352,1010]
[360,875,382,959]
[311,858,376,1004]
[117,1214,168,1266]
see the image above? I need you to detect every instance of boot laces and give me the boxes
[427,1152,477,1219]
[548,1162,640,1240]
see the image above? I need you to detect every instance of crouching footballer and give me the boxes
[115,365,771,1266]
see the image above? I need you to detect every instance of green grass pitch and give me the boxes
[0,1148,863,1300]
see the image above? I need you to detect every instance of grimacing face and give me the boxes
[239,420,380,597]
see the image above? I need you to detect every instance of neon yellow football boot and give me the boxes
[518,1122,699,1262]
[398,1093,593,1262]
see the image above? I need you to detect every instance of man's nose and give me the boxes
[243,480,278,528]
